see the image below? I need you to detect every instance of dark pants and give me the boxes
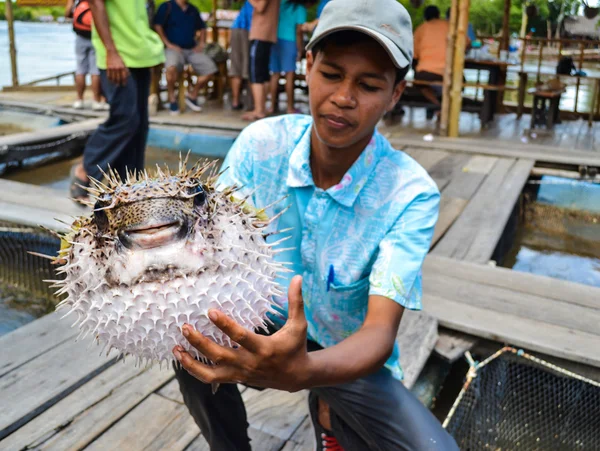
[173,336,459,451]
[83,67,151,182]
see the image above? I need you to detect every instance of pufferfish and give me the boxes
[42,156,292,371]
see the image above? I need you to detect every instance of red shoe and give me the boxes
[321,432,345,451]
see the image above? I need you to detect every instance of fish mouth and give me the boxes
[118,220,188,250]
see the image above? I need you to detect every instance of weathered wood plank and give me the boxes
[0,117,102,147]
[85,394,199,451]
[406,148,449,170]
[0,200,77,232]
[424,272,600,336]
[157,378,249,406]
[424,255,600,311]
[0,311,76,378]
[441,171,486,200]
[463,155,498,174]
[428,153,472,186]
[396,310,438,389]
[37,366,173,451]
[431,196,468,247]
[434,329,478,363]
[0,337,116,440]
[185,427,285,451]
[242,387,308,441]
[0,361,143,451]
[281,416,314,451]
[432,158,534,263]
[423,293,600,368]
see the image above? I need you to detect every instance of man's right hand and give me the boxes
[106,49,129,86]
[167,43,182,53]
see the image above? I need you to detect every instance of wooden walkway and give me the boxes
[1,133,600,449]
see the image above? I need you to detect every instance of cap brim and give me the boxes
[306,25,410,69]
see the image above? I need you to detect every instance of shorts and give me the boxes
[75,34,99,76]
[165,48,218,76]
[249,40,272,84]
[229,28,249,79]
[269,38,297,74]
[414,70,444,96]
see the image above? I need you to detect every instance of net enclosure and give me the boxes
[443,347,600,451]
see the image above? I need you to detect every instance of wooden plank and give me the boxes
[85,394,199,451]
[431,196,469,247]
[441,171,486,200]
[424,272,600,336]
[0,362,144,451]
[422,294,600,368]
[185,427,285,451]
[463,155,498,174]
[0,179,86,219]
[0,311,76,377]
[242,387,308,441]
[424,255,600,311]
[406,148,449,170]
[432,158,534,263]
[434,329,478,363]
[396,310,438,389]
[281,416,314,451]
[0,337,116,440]
[157,379,249,406]
[0,200,78,232]
[37,366,174,451]
[427,153,472,189]
[0,117,103,147]
[388,135,600,167]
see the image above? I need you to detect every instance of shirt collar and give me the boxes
[286,124,383,208]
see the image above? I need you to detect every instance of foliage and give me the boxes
[154,0,214,12]
[0,2,65,21]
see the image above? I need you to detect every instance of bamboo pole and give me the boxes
[439,0,458,137]
[501,0,510,51]
[448,0,469,138]
[6,0,19,87]
[574,41,585,113]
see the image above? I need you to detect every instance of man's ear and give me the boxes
[387,80,406,113]
[305,51,315,84]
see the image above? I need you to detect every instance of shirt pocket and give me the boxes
[323,277,371,340]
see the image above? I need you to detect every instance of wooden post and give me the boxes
[211,0,218,43]
[574,41,585,113]
[501,0,511,51]
[439,0,458,137]
[448,0,470,138]
[6,0,19,87]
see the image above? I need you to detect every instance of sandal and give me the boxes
[69,165,91,204]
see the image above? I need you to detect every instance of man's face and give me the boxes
[306,37,405,150]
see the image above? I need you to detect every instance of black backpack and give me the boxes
[556,56,576,76]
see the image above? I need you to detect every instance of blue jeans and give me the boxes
[83,68,151,182]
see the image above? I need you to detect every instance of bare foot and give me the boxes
[241,111,266,122]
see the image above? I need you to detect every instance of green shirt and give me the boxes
[92,0,165,70]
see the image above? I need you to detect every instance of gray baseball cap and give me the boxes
[306,0,414,69]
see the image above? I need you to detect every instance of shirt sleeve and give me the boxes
[368,181,440,310]
[196,10,207,30]
[153,3,167,26]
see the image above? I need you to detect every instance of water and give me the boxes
[0,20,76,87]
[502,178,600,288]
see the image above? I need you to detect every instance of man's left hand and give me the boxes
[173,275,311,392]
[193,43,205,53]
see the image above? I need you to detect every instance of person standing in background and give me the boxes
[267,0,306,115]
[65,0,108,111]
[241,0,281,122]
[229,0,253,111]
[69,0,165,203]
[300,0,330,33]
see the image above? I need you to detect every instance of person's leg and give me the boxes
[165,48,184,114]
[229,29,244,109]
[74,35,89,108]
[81,69,141,184]
[187,50,217,108]
[173,364,252,451]
[243,40,272,121]
[309,367,459,451]
[267,40,281,114]
[231,76,243,108]
[278,39,299,114]
[87,41,107,108]
[130,67,151,174]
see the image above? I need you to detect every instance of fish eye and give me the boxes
[190,184,206,207]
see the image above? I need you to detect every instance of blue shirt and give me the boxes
[277,0,307,42]
[316,0,332,18]
[216,115,440,381]
[232,1,253,31]
[154,0,206,49]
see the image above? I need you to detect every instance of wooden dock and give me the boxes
[1,122,600,449]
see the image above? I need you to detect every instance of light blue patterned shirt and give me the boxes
[216,115,440,380]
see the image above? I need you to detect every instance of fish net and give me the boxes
[0,220,62,305]
[443,347,600,451]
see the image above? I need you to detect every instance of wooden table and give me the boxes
[464,58,519,124]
